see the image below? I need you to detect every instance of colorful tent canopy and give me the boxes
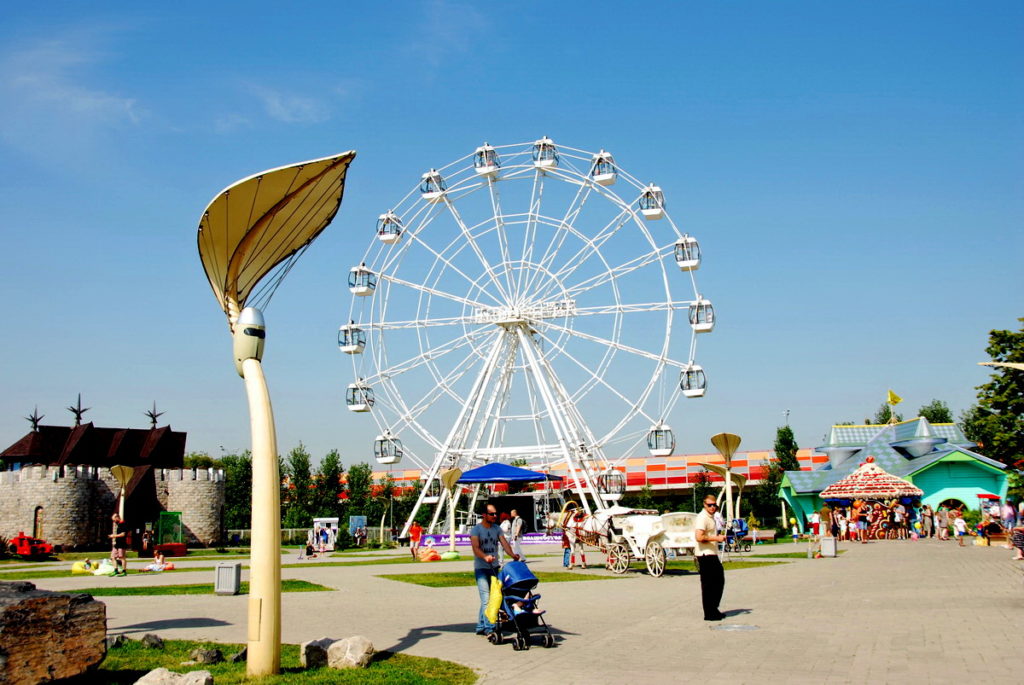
[819,457,923,500]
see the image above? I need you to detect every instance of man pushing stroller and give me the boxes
[471,504,519,636]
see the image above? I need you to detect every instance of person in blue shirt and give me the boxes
[470,503,519,635]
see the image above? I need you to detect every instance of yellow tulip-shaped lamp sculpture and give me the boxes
[197,151,356,676]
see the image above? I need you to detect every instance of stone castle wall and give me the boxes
[0,466,225,549]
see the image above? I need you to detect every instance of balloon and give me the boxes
[789,517,796,525]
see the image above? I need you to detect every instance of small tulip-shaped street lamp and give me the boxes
[197,151,356,676]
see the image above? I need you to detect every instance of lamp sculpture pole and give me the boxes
[197,152,355,677]
[440,468,463,554]
[710,433,742,530]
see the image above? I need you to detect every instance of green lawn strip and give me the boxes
[378,570,623,588]
[65,579,331,597]
[0,554,468,581]
[94,639,475,684]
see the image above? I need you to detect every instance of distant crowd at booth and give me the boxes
[806,498,1024,557]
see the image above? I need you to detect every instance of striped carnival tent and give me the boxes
[819,457,923,501]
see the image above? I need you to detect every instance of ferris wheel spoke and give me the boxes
[568,300,695,317]
[379,273,491,310]
[523,178,593,299]
[362,314,479,330]
[444,199,511,302]
[535,208,633,303]
[486,178,518,302]
[515,170,545,300]
[540,319,686,370]
[364,327,486,384]
[561,244,673,300]
[406,231,506,307]
[532,327,659,424]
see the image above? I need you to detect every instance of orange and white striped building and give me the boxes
[359,448,820,495]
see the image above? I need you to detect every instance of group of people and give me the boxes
[806,498,1024,555]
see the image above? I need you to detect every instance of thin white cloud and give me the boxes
[0,39,143,126]
[410,0,489,72]
[248,84,330,124]
[0,36,144,165]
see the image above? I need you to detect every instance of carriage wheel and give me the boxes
[742,541,752,553]
[645,541,667,577]
[488,631,502,645]
[607,542,631,574]
[543,633,555,648]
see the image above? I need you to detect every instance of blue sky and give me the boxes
[1,2,1021,466]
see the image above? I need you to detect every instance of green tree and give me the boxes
[866,403,902,425]
[345,462,374,517]
[313,449,344,518]
[692,469,714,508]
[220,451,252,530]
[917,399,953,424]
[960,319,1024,468]
[183,451,219,469]
[282,443,314,528]
[774,425,800,471]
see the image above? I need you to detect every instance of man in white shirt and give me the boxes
[694,496,727,621]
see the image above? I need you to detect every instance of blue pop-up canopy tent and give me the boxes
[457,462,563,483]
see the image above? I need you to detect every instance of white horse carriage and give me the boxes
[550,504,698,577]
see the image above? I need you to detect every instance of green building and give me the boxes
[780,418,1008,530]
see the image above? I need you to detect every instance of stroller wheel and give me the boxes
[488,631,502,645]
[512,636,528,651]
[543,633,555,648]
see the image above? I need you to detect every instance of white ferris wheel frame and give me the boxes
[344,140,707,529]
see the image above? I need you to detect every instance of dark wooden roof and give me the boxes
[0,423,186,468]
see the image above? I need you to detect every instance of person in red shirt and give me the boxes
[409,521,423,560]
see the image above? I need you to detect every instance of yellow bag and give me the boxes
[484,575,502,624]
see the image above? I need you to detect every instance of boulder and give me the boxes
[0,580,106,684]
[107,634,129,649]
[300,637,335,668]
[327,635,375,669]
[141,634,165,650]
[189,648,223,665]
[134,667,214,684]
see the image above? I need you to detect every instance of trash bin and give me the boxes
[214,562,241,595]
[820,537,837,558]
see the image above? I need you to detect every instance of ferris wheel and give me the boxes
[340,138,712,529]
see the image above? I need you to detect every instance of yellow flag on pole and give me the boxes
[887,389,902,406]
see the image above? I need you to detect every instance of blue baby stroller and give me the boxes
[724,518,751,552]
[487,561,555,650]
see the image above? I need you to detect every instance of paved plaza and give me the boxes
[28,539,1024,683]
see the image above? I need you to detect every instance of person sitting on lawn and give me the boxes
[142,550,167,572]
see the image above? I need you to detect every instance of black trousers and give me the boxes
[696,554,725,618]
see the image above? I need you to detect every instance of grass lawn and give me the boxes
[84,639,476,684]
[0,554,465,581]
[378,570,623,588]
[65,579,331,597]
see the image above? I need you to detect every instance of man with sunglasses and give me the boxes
[471,504,520,635]
[694,496,727,621]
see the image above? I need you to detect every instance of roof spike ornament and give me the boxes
[145,401,165,429]
[25,406,44,432]
[67,394,90,427]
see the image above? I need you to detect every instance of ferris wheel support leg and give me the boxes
[515,325,601,515]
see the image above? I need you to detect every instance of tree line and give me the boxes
[185,444,429,535]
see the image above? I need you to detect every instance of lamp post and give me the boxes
[440,468,463,554]
[197,151,355,677]
[710,433,742,530]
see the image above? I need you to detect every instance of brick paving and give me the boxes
[31,538,1024,683]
